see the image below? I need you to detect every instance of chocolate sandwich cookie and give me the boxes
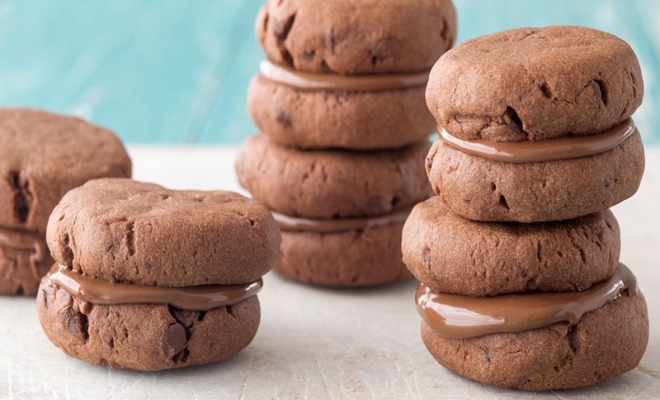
[417,264,649,390]
[236,134,431,219]
[403,196,620,297]
[37,179,280,371]
[0,108,131,295]
[424,26,645,222]
[250,0,456,150]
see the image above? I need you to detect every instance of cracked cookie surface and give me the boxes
[426,26,643,141]
[257,0,456,75]
[47,179,281,286]
[403,196,620,296]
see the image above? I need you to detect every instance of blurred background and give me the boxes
[0,0,656,145]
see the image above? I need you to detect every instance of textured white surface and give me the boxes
[0,145,658,400]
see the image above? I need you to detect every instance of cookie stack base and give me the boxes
[37,278,261,371]
[275,223,411,287]
[421,293,649,390]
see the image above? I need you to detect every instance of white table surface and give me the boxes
[1,145,658,400]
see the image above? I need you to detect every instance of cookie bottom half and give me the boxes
[426,129,644,223]
[275,222,411,287]
[420,293,649,390]
[37,277,260,371]
[248,75,435,150]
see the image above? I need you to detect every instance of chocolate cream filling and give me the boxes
[259,59,429,92]
[272,207,413,233]
[0,227,47,260]
[416,263,638,339]
[440,118,636,163]
[48,264,262,311]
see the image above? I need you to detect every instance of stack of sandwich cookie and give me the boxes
[403,26,649,390]
[237,0,456,286]
[0,109,131,296]
[37,179,280,371]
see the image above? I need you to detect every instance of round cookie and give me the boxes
[257,0,456,75]
[403,196,620,296]
[38,280,260,371]
[39,179,280,370]
[276,222,411,287]
[0,108,131,295]
[425,128,644,222]
[236,134,431,219]
[426,26,643,141]
[248,74,435,150]
[47,179,280,286]
[421,292,649,390]
[0,109,132,232]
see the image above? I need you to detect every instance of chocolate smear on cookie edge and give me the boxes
[440,118,636,163]
[260,59,429,91]
[273,206,414,233]
[416,263,638,339]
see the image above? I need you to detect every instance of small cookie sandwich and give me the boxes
[402,199,649,389]
[37,179,280,371]
[250,0,457,150]
[237,135,430,286]
[425,26,644,222]
[0,109,131,295]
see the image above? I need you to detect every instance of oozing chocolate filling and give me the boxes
[272,207,413,233]
[440,119,635,163]
[259,59,429,92]
[48,264,262,311]
[416,263,638,339]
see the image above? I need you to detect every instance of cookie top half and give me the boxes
[46,179,281,287]
[426,26,643,141]
[257,0,457,74]
[0,109,132,232]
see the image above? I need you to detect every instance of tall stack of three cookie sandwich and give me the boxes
[403,26,649,390]
[237,0,456,286]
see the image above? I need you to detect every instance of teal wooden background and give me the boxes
[0,0,657,145]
